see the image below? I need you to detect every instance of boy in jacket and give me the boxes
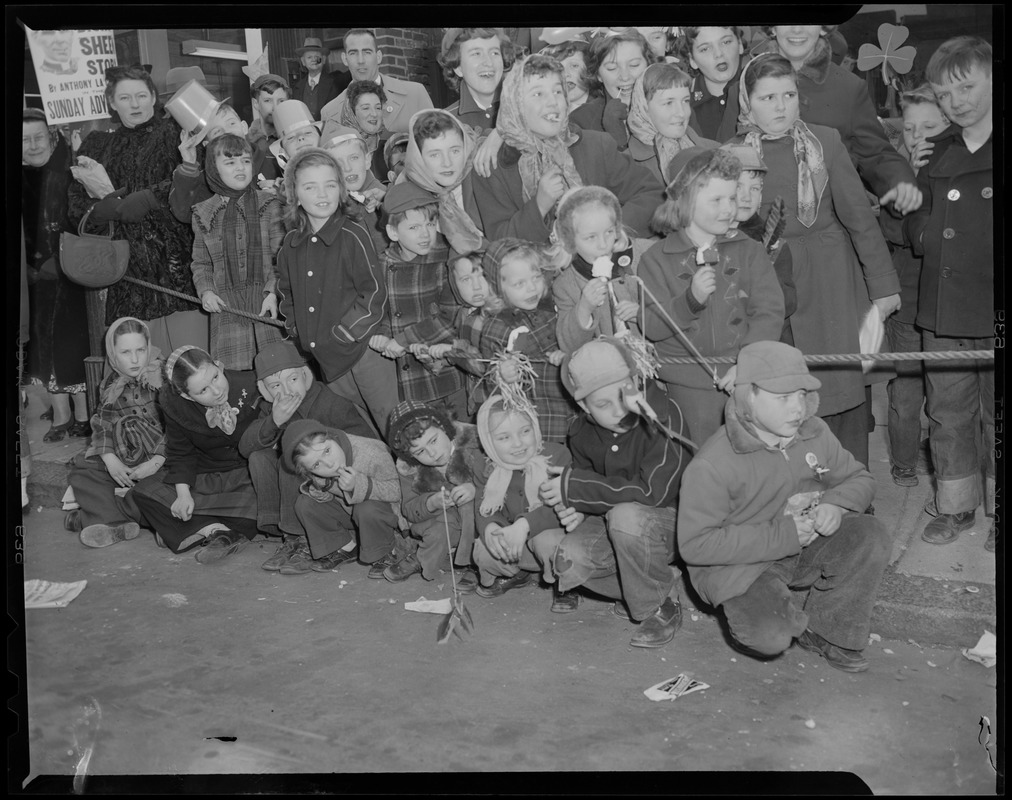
[677,341,891,672]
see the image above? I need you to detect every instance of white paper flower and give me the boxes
[591,256,614,279]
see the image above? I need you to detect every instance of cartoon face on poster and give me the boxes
[26,27,119,125]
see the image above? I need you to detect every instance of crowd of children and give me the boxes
[46,26,993,667]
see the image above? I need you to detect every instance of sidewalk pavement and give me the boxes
[19,382,997,648]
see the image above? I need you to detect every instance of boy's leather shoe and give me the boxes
[796,629,869,673]
[551,587,581,613]
[475,570,533,598]
[383,553,422,583]
[80,522,139,548]
[630,597,682,648]
[921,511,975,545]
[194,529,249,564]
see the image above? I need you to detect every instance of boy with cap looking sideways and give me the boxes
[539,336,691,648]
[247,74,291,183]
[239,341,376,574]
[677,341,891,672]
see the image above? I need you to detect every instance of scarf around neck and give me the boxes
[627,70,696,184]
[736,60,827,228]
[403,109,485,253]
[102,316,164,406]
[204,145,265,279]
[339,99,383,156]
[476,395,551,517]
[497,56,584,203]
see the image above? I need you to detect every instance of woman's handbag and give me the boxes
[59,207,130,288]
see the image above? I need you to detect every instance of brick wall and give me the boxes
[374,28,441,90]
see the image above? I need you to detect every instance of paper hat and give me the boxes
[320,118,362,149]
[274,100,319,141]
[164,80,224,135]
[164,66,207,96]
[296,37,330,56]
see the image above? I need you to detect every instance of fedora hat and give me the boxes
[163,66,207,97]
[296,37,329,57]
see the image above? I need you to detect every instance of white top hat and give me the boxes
[164,79,223,134]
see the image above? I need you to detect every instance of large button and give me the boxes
[942,228,956,239]
[308,306,315,312]
[307,270,314,276]
[947,189,960,201]
[983,187,993,199]
[310,342,316,348]
[611,444,619,452]
[385,105,393,113]
[941,268,952,278]
[311,236,318,243]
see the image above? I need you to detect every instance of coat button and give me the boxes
[947,189,960,201]
[311,236,318,242]
[941,268,952,278]
[942,228,956,239]
[309,306,315,312]
[982,187,993,199]
[307,270,314,276]
[310,342,316,348]
[611,444,619,452]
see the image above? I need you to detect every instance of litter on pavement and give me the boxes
[25,579,87,609]
[644,673,709,702]
[961,631,996,667]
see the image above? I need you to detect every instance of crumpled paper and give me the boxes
[25,579,87,609]
[961,631,996,668]
[404,596,453,615]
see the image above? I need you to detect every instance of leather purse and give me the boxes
[59,207,130,288]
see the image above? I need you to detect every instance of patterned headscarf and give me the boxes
[736,54,827,228]
[102,317,163,406]
[496,54,584,202]
[476,394,551,517]
[403,109,485,253]
[339,95,383,156]
[626,65,696,184]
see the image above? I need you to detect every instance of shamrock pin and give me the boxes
[857,23,917,88]
[805,452,830,481]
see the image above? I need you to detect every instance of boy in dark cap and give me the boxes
[677,341,891,672]
[239,341,375,574]
[247,74,290,183]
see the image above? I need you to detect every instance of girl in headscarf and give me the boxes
[471,394,570,601]
[68,318,165,548]
[626,62,719,184]
[402,108,485,254]
[190,133,285,370]
[729,53,900,469]
[129,346,261,563]
[472,53,664,244]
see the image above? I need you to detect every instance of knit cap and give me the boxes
[386,399,455,458]
[254,341,306,380]
[735,341,821,393]
[280,419,352,474]
[561,337,635,401]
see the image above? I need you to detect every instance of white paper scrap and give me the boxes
[961,631,997,668]
[25,579,87,609]
[644,673,709,702]
[404,597,453,614]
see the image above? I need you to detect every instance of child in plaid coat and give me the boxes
[478,238,576,443]
[190,134,285,370]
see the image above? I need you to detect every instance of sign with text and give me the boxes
[26,27,118,125]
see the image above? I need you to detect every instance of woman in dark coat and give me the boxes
[68,65,207,356]
[22,108,91,442]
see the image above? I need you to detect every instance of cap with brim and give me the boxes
[254,341,307,380]
[383,132,409,164]
[734,341,821,393]
[382,180,438,216]
[165,79,225,135]
[720,143,767,173]
[562,338,634,401]
[665,145,711,187]
[251,73,290,94]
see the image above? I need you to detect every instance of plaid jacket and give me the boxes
[86,373,165,464]
[479,298,577,443]
[378,244,462,403]
[190,190,285,369]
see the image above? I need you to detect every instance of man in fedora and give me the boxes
[321,28,433,134]
[292,36,349,121]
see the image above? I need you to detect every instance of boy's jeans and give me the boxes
[473,528,565,586]
[922,330,995,514]
[885,317,925,473]
[552,503,678,621]
[721,514,891,656]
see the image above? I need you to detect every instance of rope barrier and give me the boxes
[656,350,995,366]
[122,276,286,329]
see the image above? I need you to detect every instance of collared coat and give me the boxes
[322,73,434,135]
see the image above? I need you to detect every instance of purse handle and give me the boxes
[78,206,116,240]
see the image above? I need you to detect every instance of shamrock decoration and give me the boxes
[857,23,917,88]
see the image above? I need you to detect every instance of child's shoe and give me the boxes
[475,570,533,598]
[551,585,581,613]
[383,552,422,582]
[80,522,140,548]
[262,536,301,571]
[367,551,399,579]
[278,541,314,574]
[64,509,82,532]
[890,465,918,487]
[311,547,358,572]
[448,566,478,594]
[194,528,249,564]
[921,511,975,545]
[629,597,682,648]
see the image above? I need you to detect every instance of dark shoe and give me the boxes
[890,466,918,488]
[475,570,534,598]
[80,522,140,548]
[612,601,632,620]
[448,566,479,594]
[630,597,682,649]
[64,509,82,532]
[278,541,314,575]
[986,519,996,553]
[154,533,167,548]
[194,529,249,564]
[921,511,975,545]
[384,553,423,583]
[68,420,92,438]
[40,407,53,421]
[367,552,398,579]
[311,547,358,572]
[261,537,301,571]
[796,629,869,673]
[551,586,581,613]
[43,421,71,443]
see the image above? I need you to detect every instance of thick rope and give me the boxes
[656,350,995,365]
[121,276,286,329]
